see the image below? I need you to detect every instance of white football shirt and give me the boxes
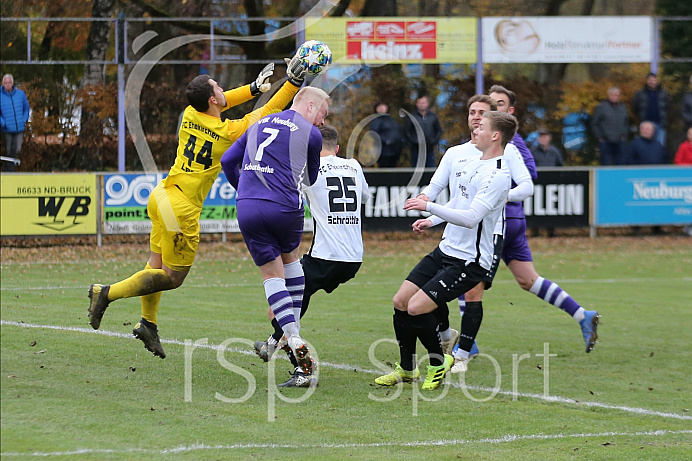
[422,141,532,235]
[303,155,370,262]
[434,155,511,269]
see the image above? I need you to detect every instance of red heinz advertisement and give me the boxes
[346,20,437,60]
[306,17,476,64]
[346,41,437,60]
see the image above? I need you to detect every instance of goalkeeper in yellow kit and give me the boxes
[86,56,308,358]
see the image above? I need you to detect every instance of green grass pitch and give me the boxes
[1,233,691,460]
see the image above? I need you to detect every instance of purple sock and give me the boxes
[263,277,296,330]
[284,260,305,326]
[529,276,580,317]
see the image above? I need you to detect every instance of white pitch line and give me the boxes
[2,320,691,422]
[1,429,690,457]
[2,276,691,292]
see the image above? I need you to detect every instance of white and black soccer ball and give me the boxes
[297,40,333,76]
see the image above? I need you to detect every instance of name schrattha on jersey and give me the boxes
[303,156,370,263]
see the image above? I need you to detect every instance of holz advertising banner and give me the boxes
[482,16,652,63]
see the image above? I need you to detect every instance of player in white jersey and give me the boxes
[374,111,517,391]
[253,125,370,387]
[417,94,534,371]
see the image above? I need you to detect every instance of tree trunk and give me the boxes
[78,0,115,170]
[360,1,406,108]
[415,1,439,79]
[362,0,395,16]
[242,0,267,85]
[540,0,575,89]
[330,0,353,17]
[417,0,437,16]
[83,0,115,86]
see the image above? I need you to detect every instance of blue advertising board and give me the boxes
[594,167,692,226]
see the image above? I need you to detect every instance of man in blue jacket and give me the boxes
[627,121,667,165]
[1,74,30,172]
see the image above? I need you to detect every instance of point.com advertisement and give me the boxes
[103,173,313,234]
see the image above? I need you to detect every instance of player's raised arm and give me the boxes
[223,57,306,141]
[254,52,307,116]
[221,63,276,108]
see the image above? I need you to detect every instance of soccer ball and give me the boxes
[297,40,333,76]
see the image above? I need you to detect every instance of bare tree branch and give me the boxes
[330,0,352,17]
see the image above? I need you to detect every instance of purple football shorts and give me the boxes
[501,217,533,264]
[237,199,304,266]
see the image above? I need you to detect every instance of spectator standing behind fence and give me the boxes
[591,87,629,166]
[0,74,30,172]
[404,95,442,168]
[530,129,563,238]
[674,127,692,165]
[632,73,669,147]
[530,129,564,167]
[370,102,403,168]
[682,75,692,130]
[627,121,667,165]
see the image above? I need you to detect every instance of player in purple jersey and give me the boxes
[253,125,369,388]
[221,87,329,376]
[462,85,599,353]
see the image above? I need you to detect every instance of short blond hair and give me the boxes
[294,86,330,106]
[483,111,518,147]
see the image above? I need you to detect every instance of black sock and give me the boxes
[458,301,483,352]
[286,349,299,369]
[433,302,450,332]
[140,318,157,332]
[271,318,283,342]
[393,309,417,371]
[412,312,443,366]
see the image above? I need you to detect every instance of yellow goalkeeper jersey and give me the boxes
[164,82,299,208]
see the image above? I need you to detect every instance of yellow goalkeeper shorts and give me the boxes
[148,182,200,271]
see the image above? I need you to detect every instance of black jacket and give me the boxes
[403,110,442,148]
[632,85,669,127]
[370,114,403,158]
[681,91,692,129]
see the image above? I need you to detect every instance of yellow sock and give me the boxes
[108,265,175,301]
[141,263,162,325]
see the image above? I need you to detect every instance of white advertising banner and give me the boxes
[482,16,652,63]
